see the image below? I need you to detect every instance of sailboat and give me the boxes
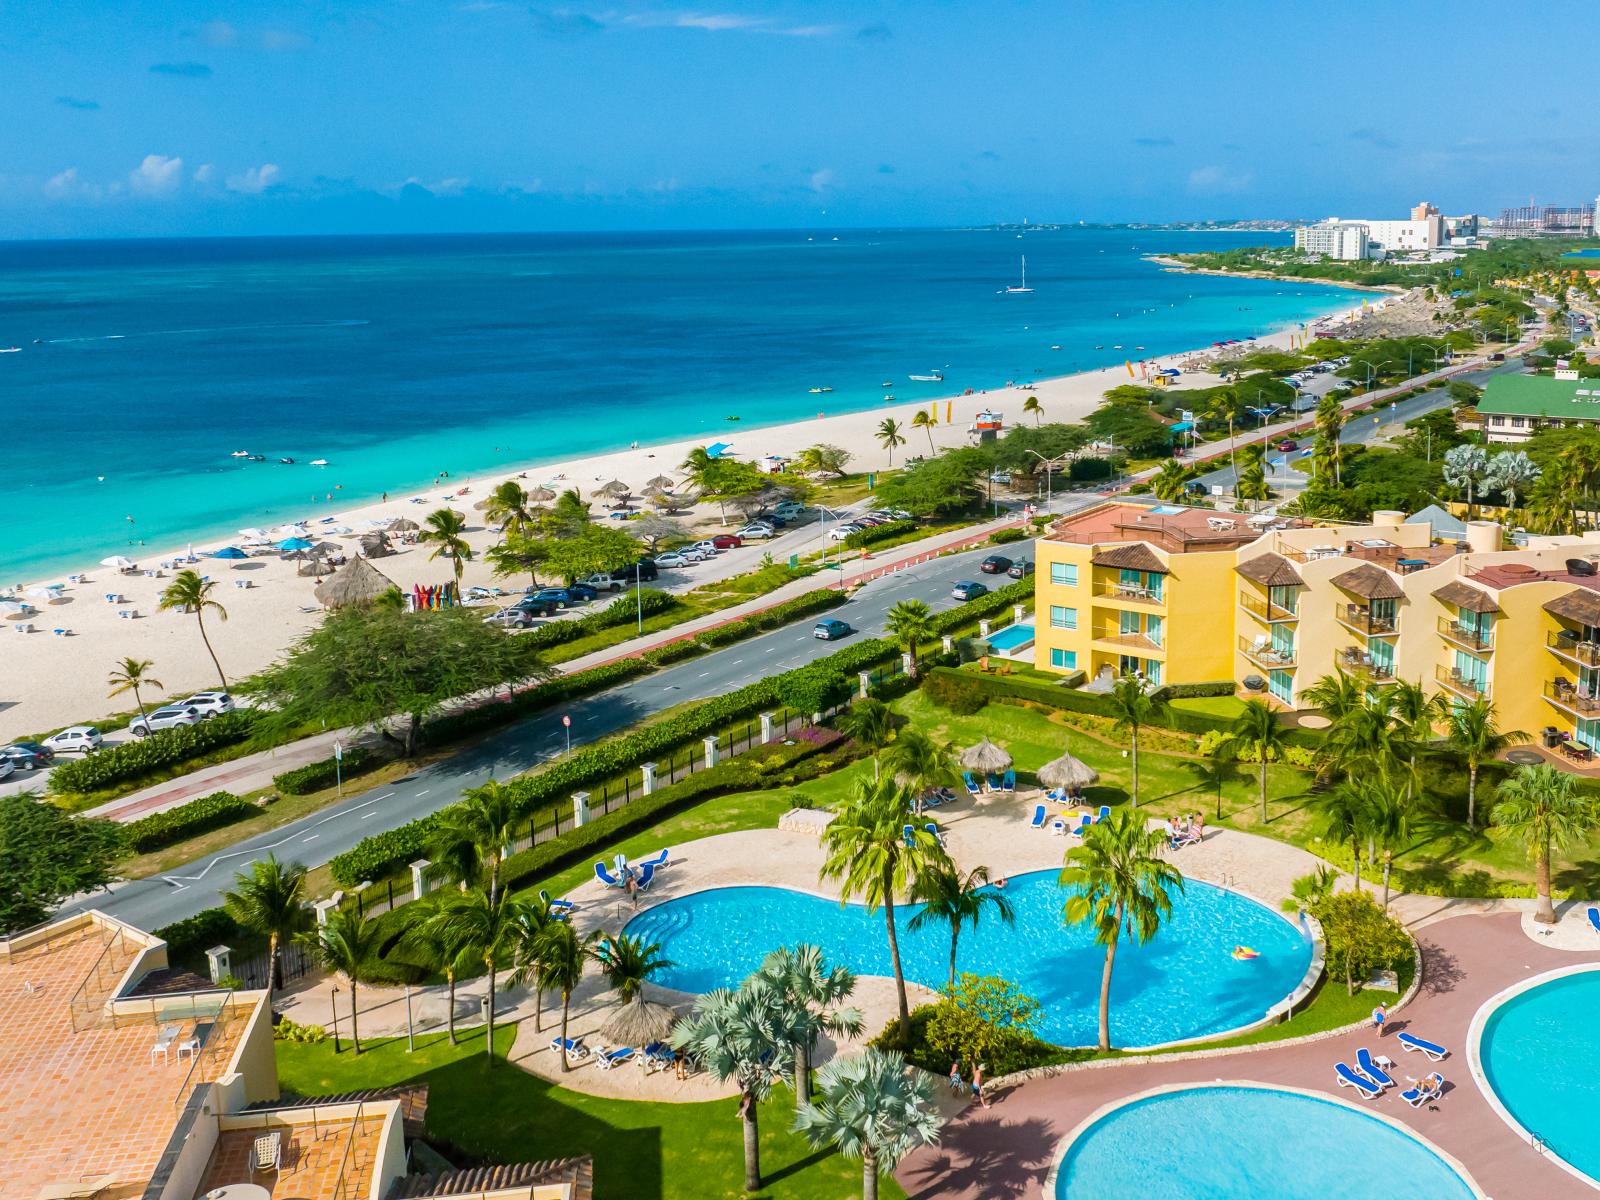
[1001,255,1033,294]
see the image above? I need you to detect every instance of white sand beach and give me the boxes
[0,307,1368,741]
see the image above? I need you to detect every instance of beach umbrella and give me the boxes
[311,541,344,556]
[594,479,631,500]
[99,555,136,569]
[1038,750,1100,791]
[600,997,678,1047]
[387,518,420,532]
[297,558,337,577]
[275,524,311,539]
[958,737,1012,774]
[27,585,65,598]
[528,486,557,502]
[278,536,315,551]
[238,528,270,539]
[357,534,394,559]
[209,546,249,560]
[326,524,354,535]
[316,555,398,608]
[644,475,676,491]
[0,600,31,615]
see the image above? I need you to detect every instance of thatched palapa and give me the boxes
[316,555,397,608]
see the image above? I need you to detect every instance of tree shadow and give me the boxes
[761,1145,835,1185]
[1417,942,1464,998]
[901,1113,1058,1200]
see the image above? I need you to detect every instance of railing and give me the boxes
[1438,616,1492,652]
[1095,580,1165,604]
[1090,628,1164,651]
[1547,631,1600,666]
[1336,604,1397,636]
[173,996,234,1109]
[1338,650,1394,680]
[1435,665,1488,699]
[67,926,136,1032]
[330,1100,370,1200]
[1238,590,1297,622]
[1545,680,1600,716]
[1239,635,1296,669]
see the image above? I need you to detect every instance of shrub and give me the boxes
[520,589,679,652]
[642,639,704,666]
[923,670,989,715]
[274,747,380,795]
[123,790,257,853]
[1150,681,1236,700]
[48,713,258,795]
[843,519,917,550]
[988,527,1027,545]
[775,663,852,716]
[419,659,653,747]
[1196,728,1320,769]
[273,1017,327,1043]
[1311,891,1413,995]
[154,908,244,964]
[1069,457,1114,481]
[694,589,846,648]
[924,974,1048,1071]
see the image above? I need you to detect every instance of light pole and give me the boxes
[1023,450,1058,507]
[330,985,342,1053]
[634,561,643,633]
[404,984,415,1053]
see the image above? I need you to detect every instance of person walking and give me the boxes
[1371,1001,1387,1037]
[948,1059,963,1094]
[971,1061,990,1109]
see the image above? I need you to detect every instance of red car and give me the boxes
[711,534,743,549]
[1276,439,1298,452]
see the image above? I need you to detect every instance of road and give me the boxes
[59,527,1064,931]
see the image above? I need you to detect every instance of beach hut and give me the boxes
[315,555,397,609]
[600,996,678,1047]
[297,558,337,578]
[958,737,1012,775]
[528,486,557,503]
[1038,750,1099,792]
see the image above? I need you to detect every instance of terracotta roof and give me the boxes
[1431,580,1500,614]
[1235,553,1304,588]
[388,1157,593,1199]
[1331,562,1404,600]
[1090,543,1168,573]
[1545,589,1600,628]
[124,967,220,998]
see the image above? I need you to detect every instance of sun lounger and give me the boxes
[1401,1075,1444,1107]
[925,822,944,847]
[642,1041,675,1071]
[594,862,626,889]
[638,848,669,871]
[1029,804,1046,828]
[963,772,980,796]
[1002,769,1015,791]
[902,824,917,847]
[1355,1047,1394,1090]
[1070,814,1092,837]
[987,772,1002,790]
[249,1130,282,1180]
[597,1045,636,1070]
[1588,906,1600,935]
[32,1175,115,1199]
[1397,1032,1448,1061]
[635,861,659,892]
[1335,1062,1381,1099]
[1096,805,1111,823]
[550,1036,590,1062]
[1045,787,1067,803]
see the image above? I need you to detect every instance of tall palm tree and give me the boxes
[158,569,229,690]
[431,885,530,1064]
[671,977,798,1191]
[1149,459,1188,502]
[793,1048,945,1200]
[301,907,380,1054]
[680,445,717,494]
[1021,394,1043,426]
[820,777,945,1046]
[1494,763,1599,923]
[598,931,675,1005]
[506,894,563,1034]
[877,418,907,468]
[910,409,938,454]
[1302,669,1367,726]
[1388,678,1447,776]
[839,698,895,780]
[908,863,1014,989]
[222,855,310,994]
[1227,698,1286,824]
[548,488,592,535]
[419,508,473,586]
[1105,674,1161,807]
[484,480,536,539]
[1060,807,1184,1051]
[1183,749,1239,822]
[1445,698,1528,833]
[430,779,522,903]
[541,920,601,1072]
[883,599,934,674]
[757,944,863,1107]
[1312,392,1345,486]
[1312,780,1372,893]
[107,656,163,728]
[1364,778,1413,911]
[407,902,475,1044]
[882,728,958,818]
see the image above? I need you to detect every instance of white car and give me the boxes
[129,706,204,737]
[771,502,809,520]
[0,758,13,781]
[828,524,864,542]
[736,524,777,540]
[678,546,709,563]
[688,540,723,556]
[654,552,691,568]
[182,691,235,718]
[43,726,102,755]
[577,571,626,593]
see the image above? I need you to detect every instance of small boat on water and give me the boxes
[247,454,266,462]
[808,386,833,394]
[880,381,894,388]
[278,457,295,464]
[883,394,897,402]
[909,373,944,383]
[231,450,250,458]
[0,346,20,354]
[1000,255,1033,294]
[309,458,329,466]
[1050,344,1061,350]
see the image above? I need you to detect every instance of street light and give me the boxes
[330,985,342,1053]
[1023,450,1059,507]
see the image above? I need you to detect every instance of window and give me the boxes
[1049,605,1077,630]
[1511,417,1525,429]
[1050,648,1078,670]
[1120,609,1141,636]
[1145,614,1164,646]
[1050,562,1078,586]
[1146,660,1163,686]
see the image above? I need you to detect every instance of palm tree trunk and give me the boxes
[533,977,544,1034]
[1258,761,1268,823]
[1097,925,1120,1052]
[350,982,361,1054]
[486,962,497,1065]
[268,932,281,994]
[883,870,910,1045]
[795,1043,811,1107]
[196,611,228,690]
[742,1095,762,1192]
[924,427,935,453]
[559,990,573,1072]
[1351,838,1362,894]
[863,1147,879,1200]
[1129,728,1140,807]
[132,684,149,729]
[1535,841,1556,924]
[949,928,960,991]
[1467,761,1479,833]
[447,971,458,1045]
[1381,853,1392,911]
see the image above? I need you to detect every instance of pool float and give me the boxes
[1232,946,1260,961]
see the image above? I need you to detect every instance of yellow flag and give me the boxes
[1126,360,1134,378]
[946,399,952,424]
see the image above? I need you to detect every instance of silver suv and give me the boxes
[129,706,204,737]
[182,691,235,718]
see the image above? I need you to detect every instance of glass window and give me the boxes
[1145,614,1163,646]
[1147,573,1164,602]
[1268,669,1293,704]
[1146,660,1163,686]
[1050,648,1078,670]
[1120,609,1140,636]
[1050,562,1078,586]
[1049,605,1077,630]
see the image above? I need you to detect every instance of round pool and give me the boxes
[1477,967,1600,1187]
[624,869,1312,1047]
[1053,1086,1478,1199]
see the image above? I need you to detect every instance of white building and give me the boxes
[1296,202,1452,260]
[1294,221,1370,260]
[1364,217,1445,253]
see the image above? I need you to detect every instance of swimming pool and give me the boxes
[624,870,1312,1047]
[984,622,1035,652]
[1476,967,1600,1187]
[1052,1086,1479,1199]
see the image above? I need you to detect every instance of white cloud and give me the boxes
[43,167,98,200]
[193,163,217,184]
[434,176,469,195]
[1186,165,1252,195]
[673,12,765,30]
[809,167,835,193]
[226,164,281,194]
[199,20,239,47]
[780,24,838,37]
[129,154,184,196]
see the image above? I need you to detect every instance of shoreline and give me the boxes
[1145,254,1407,295]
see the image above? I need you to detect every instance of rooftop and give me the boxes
[1047,502,1293,554]
[1469,561,1600,592]
[1477,372,1600,418]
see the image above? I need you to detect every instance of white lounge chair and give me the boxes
[249,1131,282,1180]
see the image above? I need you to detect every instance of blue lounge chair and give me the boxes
[1045,787,1066,803]
[1070,814,1092,837]
[1002,769,1016,791]
[597,1045,635,1070]
[636,861,659,892]
[1402,1074,1444,1107]
[639,848,670,871]
[925,822,945,846]
[1355,1047,1394,1090]
[1335,1062,1381,1099]
[1029,804,1047,829]
[594,862,626,889]
[987,772,1002,790]
[1097,805,1112,823]
[1588,906,1600,935]
[903,823,917,847]
[1397,1032,1448,1061]
[539,889,575,912]
[963,772,980,796]
[550,1036,590,1062]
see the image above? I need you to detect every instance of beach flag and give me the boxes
[1126,361,1134,378]
[946,400,952,424]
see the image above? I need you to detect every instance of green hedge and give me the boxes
[274,747,381,796]
[154,907,246,965]
[642,640,703,666]
[843,520,917,549]
[988,527,1027,545]
[521,590,677,651]
[123,791,257,853]
[1150,681,1236,700]
[48,712,258,796]
[930,666,1242,736]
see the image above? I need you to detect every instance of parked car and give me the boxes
[979,555,1013,574]
[1007,559,1034,579]
[129,706,204,737]
[710,533,743,550]
[885,508,913,520]
[0,758,12,781]
[771,501,809,520]
[952,580,989,601]
[0,741,54,770]
[1183,480,1210,497]
[42,726,102,755]
[854,516,886,527]
[181,691,235,718]
[577,571,626,593]
[566,582,600,602]
[813,618,853,641]
[532,587,576,608]
[485,607,539,629]
[736,523,778,540]
[512,595,560,617]
[828,523,864,542]
[654,552,692,568]
[689,540,724,556]
[990,471,1012,485]
[1276,439,1298,452]
[677,546,709,563]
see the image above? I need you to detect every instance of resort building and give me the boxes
[1293,221,1370,261]
[1473,372,1600,444]
[1295,203,1460,260]
[1032,501,1600,754]
[0,909,590,1200]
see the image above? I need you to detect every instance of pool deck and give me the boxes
[896,910,1600,1200]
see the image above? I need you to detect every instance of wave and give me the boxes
[44,319,369,345]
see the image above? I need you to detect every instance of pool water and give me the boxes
[1055,1086,1477,1199]
[984,622,1035,652]
[624,870,1312,1047]
[1479,969,1600,1184]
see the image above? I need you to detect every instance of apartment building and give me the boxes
[1033,501,1600,752]
[1475,372,1600,444]
[1293,221,1371,261]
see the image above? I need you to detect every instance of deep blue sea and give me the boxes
[0,228,1363,581]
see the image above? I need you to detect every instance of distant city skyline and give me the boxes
[4,0,1596,239]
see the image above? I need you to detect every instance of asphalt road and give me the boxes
[62,527,1063,930]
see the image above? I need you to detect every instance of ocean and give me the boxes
[0,228,1363,582]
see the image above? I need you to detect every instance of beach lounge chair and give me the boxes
[1097,805,1111,823]
[642,1041,674,1071]
[638,848,669,871]
[1002,769,1016,792]
[903,824,917,847]
[1402,1075,1444,1108]
[987,772,1002,791]
[925,822,944,847]
[635,861,659,892]
[1397,1032,1448,1061]
[963,772,980,796]
[597,1046,636,1070]
[1029,804,1046,829]
[594,862,626,889]
[249,1131,282,1180]
[1070,814,1092,837]
[1588,906,1600,935]
[550,1036,590,1063]
[539,889,575,912]
[1355,1047,1394,1090]
[1335,1062,1381,1100]
[1045,787,1066,803]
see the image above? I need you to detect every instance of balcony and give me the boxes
[1091,629,1165,654]
[1547,630,1600,667]
[1239,635,1296,670]
[1438,617,1493,653]
[1435,664,1489,700]
[1095,580,1165,605]
[1238,590,1298,623]
[1339,647,1395,681]
[1545,679,1600,717]
[1336,604,1398,637]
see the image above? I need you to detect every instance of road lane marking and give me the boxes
[415,789,430,797]
[301,834,319,842]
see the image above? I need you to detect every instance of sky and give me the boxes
[2,0,1592,239]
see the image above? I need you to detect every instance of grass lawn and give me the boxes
[276,1023,898,1200]
[1167,695,1250,721]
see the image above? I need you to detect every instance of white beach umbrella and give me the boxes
[275,524,312,538]
[27,585,64,598]
[0,599,30,614]
[100,555,136,569]
[238,528,270,539]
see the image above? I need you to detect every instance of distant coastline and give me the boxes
[1143,253,1404,294]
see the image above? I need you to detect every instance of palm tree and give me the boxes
[1484,449,1541,515]
[431,885,530,1064]
[158,569,229,690]
[884,599,934,675]
[419,508,473,586]
[484,480,536,539]
[910,409,938,454]
[1494,763,1599,923]
[541,920,601,1071]
[793,1048,945,1200]
[757,944,863,1107]
[598,931,675,1005]
[1227,698,1286,824]
[877,418,907,468]
[1183,749,1239,822]
[1312,393,1345,486]
[1388,679,1446,776]
[1445,699,1528,833]
[1149,459,1189,502]
[1302,669,1367,726]
[407,902,475,1044]
[820,776,945,1046]
[882,728,958,817]
[430,779,522,903]
[301,907,380,1054]
[107,656,163,728]
[1312,780,1372,893]
[1060,808,1184,1051]
[839,698,895,780]
[549,488,592,535]
[672,977,798,1191]
[1364,778,1413,911]
[222,855,310,994]
[505,894,563,1034]
[908,863,1014,989]
[1443,444,1489,517]
[680,445,717,494]
[1105,673,1161,807]
[1021,394,1043,426]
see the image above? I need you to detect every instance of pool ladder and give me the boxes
[1532,1132,1547,1156]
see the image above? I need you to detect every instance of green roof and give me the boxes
[1477,373,1600,419]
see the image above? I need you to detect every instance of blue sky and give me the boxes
[2,0,1590,238]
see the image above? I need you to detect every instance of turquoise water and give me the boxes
[0,229,1365,580]
[1055,1086,1476,1199]
[1479,969,1600,1183]
[623,870,1312,1047]
[985,622,1035,651]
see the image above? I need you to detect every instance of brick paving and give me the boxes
[195,1116,387,1200]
